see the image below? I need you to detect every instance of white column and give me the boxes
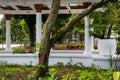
[90,28,94,51]
[90,19,94,51]
[6,20,11,51]
[83,16,92,56]
[36,12,42,44]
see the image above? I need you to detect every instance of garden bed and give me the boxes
[0,62,119,80]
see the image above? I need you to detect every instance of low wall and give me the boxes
[0,50,111,69]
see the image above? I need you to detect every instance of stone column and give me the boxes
[90,28,94,51]
[5,14,12,51]
[83,15,92,56]
[34,4,43,44]
[90,19,94,51]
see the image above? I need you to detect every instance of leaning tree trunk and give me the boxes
[36,0,60,79]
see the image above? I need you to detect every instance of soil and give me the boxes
[0,66,86,80]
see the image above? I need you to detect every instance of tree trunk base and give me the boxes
[36,67,49,80]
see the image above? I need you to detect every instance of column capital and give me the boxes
[34,4,43,12]
[5,14,11,20]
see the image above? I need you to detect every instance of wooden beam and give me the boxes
[0,9,85,14]
[66,4,71,12]
[11,5,19,10]
[0,0,101,5]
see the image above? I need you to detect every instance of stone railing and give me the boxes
[0,50,111,69]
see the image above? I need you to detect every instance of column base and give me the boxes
[5,48,12,53]
[83,51,93,57]
[90,49,95,51]
[0,49,13,54]
[82,52,93,67]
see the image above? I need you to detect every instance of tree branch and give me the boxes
[50,0,110,46]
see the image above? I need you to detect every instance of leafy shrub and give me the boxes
[116,46,120,54]
[117,42,120,54]
[12,46,26,53]
[54,62,64,67]
[53,43,84,50]
[0,60,7,66]
[0,48,5,50]
[25,45,34,53]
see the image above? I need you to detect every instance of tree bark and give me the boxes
[36,0,60,79]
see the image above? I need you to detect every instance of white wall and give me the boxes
[0,50,111,69]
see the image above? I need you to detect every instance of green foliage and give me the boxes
[90,3,120,39]
[53,62,64,67]
[19,19,30,37]
[117,42,120,54]
[62,73,75,80]
[33,42,41,54]
[90,11,110,39]
[108,53,120,69]
[10,17,24,43]
[0,17,6,42]
[35,64,45,68]
[113,71,120,80]
[12,46,26,53]
[0,77,6,80]
[0,62,119,80]
[109,54,114,68]
[113,55,120,69]
[0,48,5,50]
[39,68,57,80]
[0,61,7,66]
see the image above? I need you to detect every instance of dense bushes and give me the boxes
[12,45,34,53]
[12,46,26,53]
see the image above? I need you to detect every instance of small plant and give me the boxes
[113,71,120,80]
[33,43,41,54]
[65,58,77,73]
[54,62,64,67]
[12,46,26,53]
[62,73,75,80]
[0,48,5,50]
[0,60,7,66]
[39,68,57,80]
[116,46,120,54]
[113,55,120,69]
[75,62,85,68]
[0,77,6,80]
[109,54,114,68]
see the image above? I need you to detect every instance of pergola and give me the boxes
[0,0,100,54]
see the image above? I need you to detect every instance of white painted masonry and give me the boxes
[5,20,11,51]
[0,50,111,69]
[36,12,42,44]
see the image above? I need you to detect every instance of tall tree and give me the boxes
[36,0,116,79]
[13,15,36,47]
[90,2,120,39]
[36,0,60,79]
[11,17,24,43]
[23,15,36,46]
